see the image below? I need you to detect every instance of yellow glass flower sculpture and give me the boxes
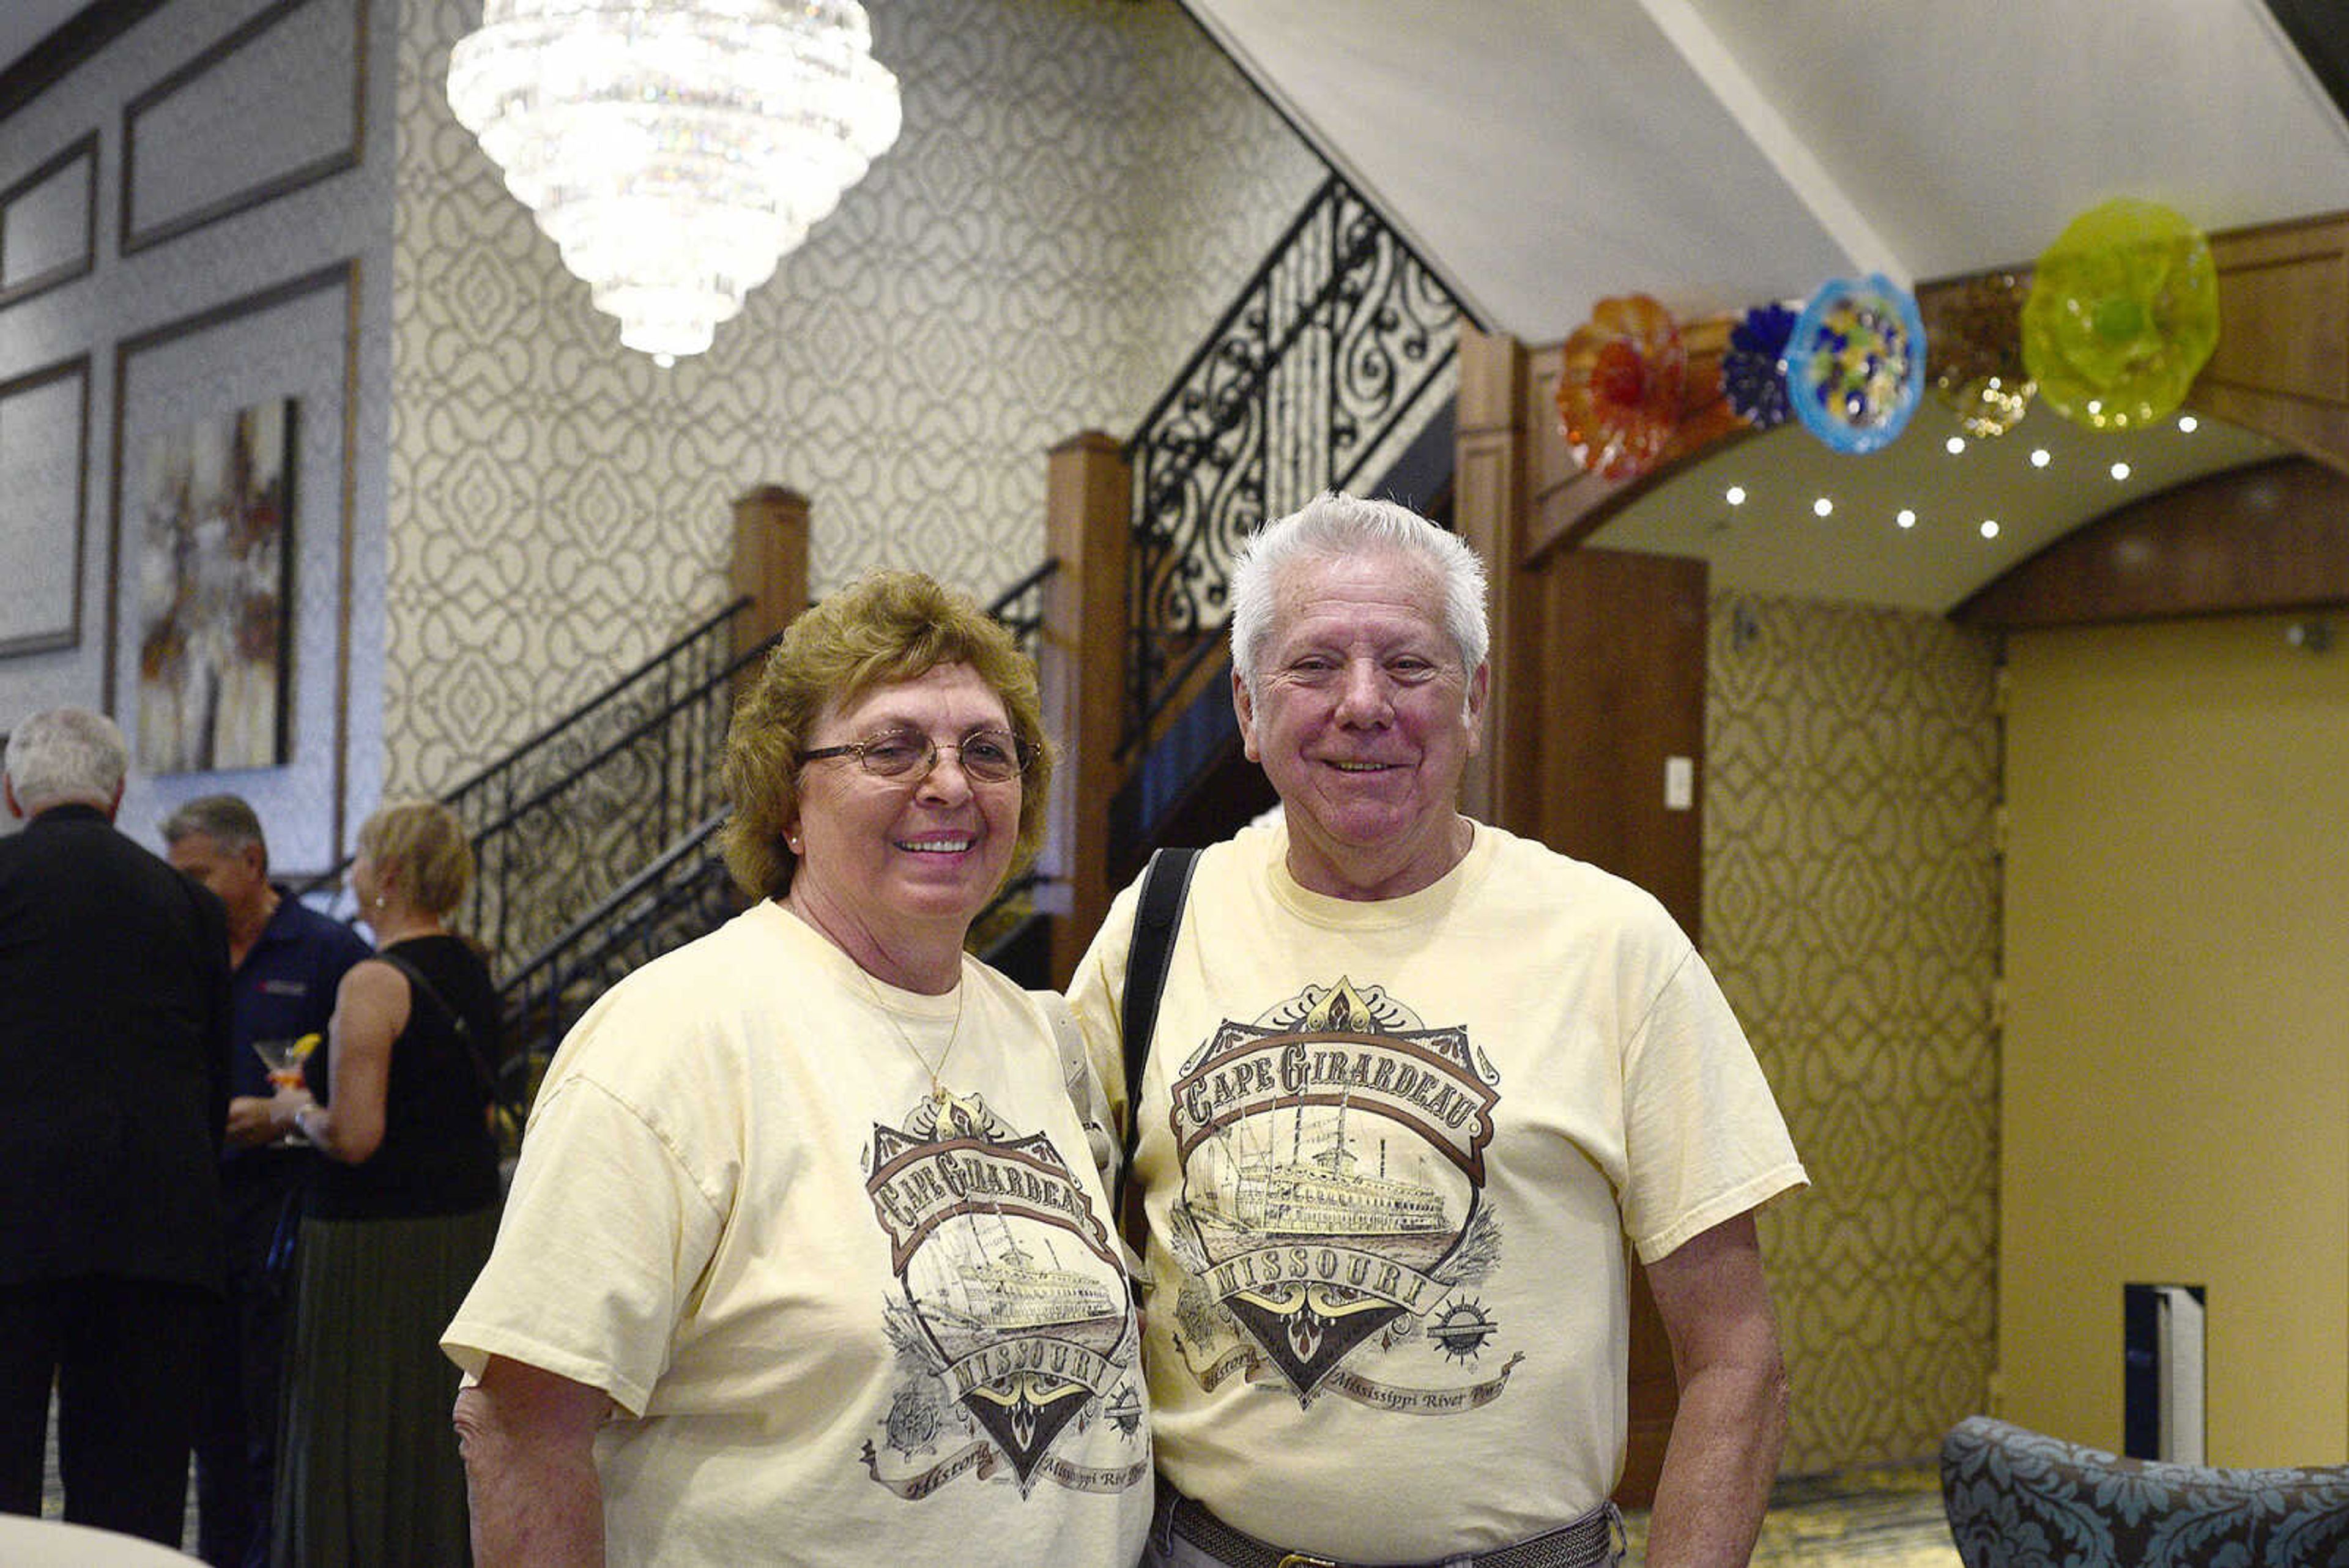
[2022,199,2219,430]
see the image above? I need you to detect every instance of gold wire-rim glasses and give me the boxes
[799,727,1033,784]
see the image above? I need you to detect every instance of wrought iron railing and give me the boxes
[501,809,744,1066]
[451,596,763,974]
[1125,173,1463,749]
[987,557,1055,650]
[297,596,769,975]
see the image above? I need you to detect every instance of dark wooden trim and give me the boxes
[1452,325,1523,822]
[1526,546,1709,940]
[119,0,368,256]
[1952,456,2349,628]
[0,352,94,658]
[0,0,167,122]
[727,486,812,661]
[1042,431,1132,986]
[0,132,99,310]
[105,260,359,847]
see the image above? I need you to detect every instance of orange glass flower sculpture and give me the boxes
[1557,293,1685,481]
[2022,199,2219,431]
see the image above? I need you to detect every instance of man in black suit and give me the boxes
[0,707,231,1545]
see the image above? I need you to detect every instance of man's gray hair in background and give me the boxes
[160,793,267,862]
[5,708,129,811]
[1228,491,1490,697]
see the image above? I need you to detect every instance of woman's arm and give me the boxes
[270,958,408,1162]
[453,1356,611,1567]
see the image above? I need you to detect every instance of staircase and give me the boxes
[338,169,1462,1096]
[1125,173,1464,752]
[450,597,760,974]
[1124,173,1464,873]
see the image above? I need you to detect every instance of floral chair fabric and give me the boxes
[1940,1415,2349,1567]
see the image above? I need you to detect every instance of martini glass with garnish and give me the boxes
[253,1032,321,1144]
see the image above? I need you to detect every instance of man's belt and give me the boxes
[1158,1491,1622,1568]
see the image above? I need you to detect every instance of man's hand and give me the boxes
[224,1093,280,1148]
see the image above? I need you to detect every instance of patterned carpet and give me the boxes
[1625,1465,1962,1566]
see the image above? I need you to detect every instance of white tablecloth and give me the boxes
[0,1514,191,1564]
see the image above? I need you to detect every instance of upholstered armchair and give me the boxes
[1940,1414,2349,1566]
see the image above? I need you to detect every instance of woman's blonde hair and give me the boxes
[357,797,475,918]
[720,570,1053,902]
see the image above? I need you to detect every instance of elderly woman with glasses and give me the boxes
[443,571,1148,1567]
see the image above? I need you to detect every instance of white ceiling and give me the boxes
[1186,0,2349,338]
[1185,0,2349,609]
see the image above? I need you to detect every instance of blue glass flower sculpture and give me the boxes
[1786,275,1928,455]
[1723,302,1797,430]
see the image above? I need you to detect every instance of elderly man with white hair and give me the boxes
[0,708,231,1546]
[1071,493,1808,1568]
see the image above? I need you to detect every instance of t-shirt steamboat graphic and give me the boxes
[863,1090,1146,1501]
[1163,977,1515,1411]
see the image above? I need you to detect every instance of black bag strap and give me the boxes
[1120,845,1200,1166]
[373,949,516,1120]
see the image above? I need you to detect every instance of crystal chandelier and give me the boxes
[447,0,900,363]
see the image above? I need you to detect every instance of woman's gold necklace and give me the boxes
[861,964,965,1112]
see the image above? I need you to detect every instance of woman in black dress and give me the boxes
[265,798,502,1565]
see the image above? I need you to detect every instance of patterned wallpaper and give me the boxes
[0,0,396,867]
[386,0,1324,793]
[1703,591,2003,1471]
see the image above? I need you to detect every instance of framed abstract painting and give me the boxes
[133,396,295,773]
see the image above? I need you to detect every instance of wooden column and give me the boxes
[1452,325,1527,828]
[1041,433,1131,986]
[730,485,810,667]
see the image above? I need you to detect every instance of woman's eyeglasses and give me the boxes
[801,727,1032,784]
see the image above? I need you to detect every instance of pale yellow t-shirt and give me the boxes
[444,901,1151,1567]
[1067,820,1805,1562]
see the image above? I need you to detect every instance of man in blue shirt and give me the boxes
[163,795,371,1568]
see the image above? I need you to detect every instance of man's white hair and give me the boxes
[1228,491,1489,697]
[5,707,128,811]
